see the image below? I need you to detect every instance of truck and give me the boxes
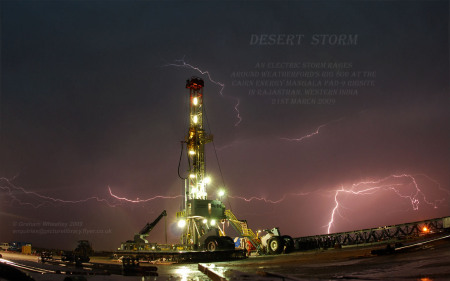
[258,227,294,254]
[7,242,31,252]
[225,210,294,255]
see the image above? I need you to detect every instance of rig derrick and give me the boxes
[176,77,234,252]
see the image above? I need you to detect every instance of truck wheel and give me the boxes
[282,235,295,253]
[205,236,219,251]
[219,236,235,250]
[268,236,283,254]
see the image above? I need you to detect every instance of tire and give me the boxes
[282,235,295,253]
[204,236,219,252]
[219,236,235,250]
[267,236,284,254]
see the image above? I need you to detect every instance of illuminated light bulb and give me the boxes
[178,220,186,228]
[218,190,225,197]
[193,115,198,124]
[203,219,207,224]
[189,174,196,179]
[204,177,211,184]
[210,219,216,226]
[189,150,195,155]
[193,97,198,105]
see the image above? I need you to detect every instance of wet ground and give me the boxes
[1,238,449,280]
[217,239,450,280]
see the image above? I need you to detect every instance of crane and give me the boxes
[119,210,167,251]
[134,210,167,244]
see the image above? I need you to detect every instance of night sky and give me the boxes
[1,1,449,250]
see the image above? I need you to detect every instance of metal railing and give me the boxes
[294,216,450,250]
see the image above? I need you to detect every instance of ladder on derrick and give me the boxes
[225,210,260,248]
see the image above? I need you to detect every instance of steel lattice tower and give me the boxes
[177,77,226,249]
[185,77,212,201]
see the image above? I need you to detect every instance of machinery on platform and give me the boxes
[258,227,294,254]
[120,210,167,251]
[61,240,94,263]
[176,77,234,251]
[225,211,294,255]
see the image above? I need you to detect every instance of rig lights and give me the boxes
[200,218,218,226]
[193,97,198,105]
[189,174,196,179]
[177,220,186,228]
[193,115,198,124]
[204,177,211,184]
[201,218,218,226]
[189,150,196,155]
[218,189,226,201]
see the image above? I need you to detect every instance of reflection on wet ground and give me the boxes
[2,238,449,280]
[158,238,450,280]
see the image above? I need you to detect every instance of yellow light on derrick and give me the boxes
[193,115,198,124]
[177,220,186,228]
[189,150,195,155]
[193,97,198,105]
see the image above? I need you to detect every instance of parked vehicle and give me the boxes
[8,242,31,252]
[0,243,9,251]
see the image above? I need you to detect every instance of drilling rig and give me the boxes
[115,77,287,260]
[176,77,234,251]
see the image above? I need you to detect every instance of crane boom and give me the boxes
[139,210,167,235]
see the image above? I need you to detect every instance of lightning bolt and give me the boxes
[0,177,118,208]
[215,139,248,151]
[164,57,242,126]
[415,173,450,197]
[224,173,447,235]
[229,192,311,204]
[108,186,182,203]
[280,124,327,142]
[217,117,342,151]
[3,173,447,237]
[326,174,449,234]
[0,177,182,208]
[280,118,344,142]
